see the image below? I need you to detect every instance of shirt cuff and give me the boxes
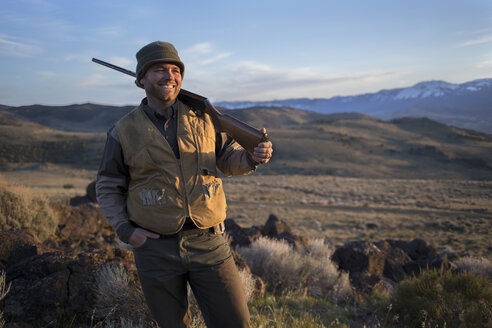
[246,152,261,166]
[115,221,137,244]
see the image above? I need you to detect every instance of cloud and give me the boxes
[37,71,56,78]
[183,42,214,55]
[458,35,492,47]
[96,26,124,37]
[186,60,399,101]
[0,35,43,57]
[182,42,232,66]
[75,73,134,89]
[109,56,134,68]
[477,60,492,69]
[76,74,106,88]
[199,53,232,65]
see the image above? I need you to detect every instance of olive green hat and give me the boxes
[135,41,185,88]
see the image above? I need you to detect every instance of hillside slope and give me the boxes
[0,105,490,179]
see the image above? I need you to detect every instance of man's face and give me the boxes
[139,62,182,106]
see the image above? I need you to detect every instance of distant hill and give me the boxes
[0,105,490,179]
[0,103,134,132]
[215,78,492,134]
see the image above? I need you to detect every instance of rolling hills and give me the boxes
[0,104,490,179]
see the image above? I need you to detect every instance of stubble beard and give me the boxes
[147,83,180,107]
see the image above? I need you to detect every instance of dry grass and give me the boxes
[225,175,492,258]
[0,175,57,241]
[238,237,351,301]
[455,257,492,281]
[0,164,97,201]
[93,264,152,325]
[0,270,11,328]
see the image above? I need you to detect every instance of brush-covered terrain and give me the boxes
[0,103,491,327]
[1,104,491,179]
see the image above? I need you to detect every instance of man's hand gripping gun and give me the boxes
[92,58,268,155]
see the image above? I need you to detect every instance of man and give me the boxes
[96,41,273,327]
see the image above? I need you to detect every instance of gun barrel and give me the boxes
[92,58,136,78]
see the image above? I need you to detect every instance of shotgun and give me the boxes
[92,58,268,155]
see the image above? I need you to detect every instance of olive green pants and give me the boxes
[132,229,250,328]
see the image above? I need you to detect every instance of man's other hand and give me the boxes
[129,227,160,248]
[252,128,273,164]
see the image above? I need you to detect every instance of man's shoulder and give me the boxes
[115,105,143,126]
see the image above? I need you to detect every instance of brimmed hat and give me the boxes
[135,41,185,88]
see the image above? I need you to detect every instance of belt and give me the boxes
[158,218,225,239]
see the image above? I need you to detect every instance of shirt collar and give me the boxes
[141,98,177,121]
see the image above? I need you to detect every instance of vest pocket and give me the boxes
[202,179,221,200]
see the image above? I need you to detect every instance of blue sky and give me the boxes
[1,0,491,106]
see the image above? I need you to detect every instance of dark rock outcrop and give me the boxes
[50,203,114,252]
[226,214,310,250]
[224,219,262,248]
[2,229,136,326]
[69,180,97,206]
[0,229,53,269]
[332,238,449,293]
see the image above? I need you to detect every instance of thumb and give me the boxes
[143,230,160,239]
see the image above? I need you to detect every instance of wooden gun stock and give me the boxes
[92,58,268,155]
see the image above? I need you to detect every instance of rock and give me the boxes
[68,181,97,206]
[383,247,412,282]
[274,231,304,250]
[224,219,262,248]
[407,238,436,260]
[231,249,250,273]
[331,241,387,275]
[0,229,53,269]
[4,247,135,326]
[1,228,136,326]
[262,214,293,237]
[50,203,114,252]
[349,273,395,295]
[332,238,447,294]
[4,323,33,328]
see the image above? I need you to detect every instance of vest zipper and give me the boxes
[176,160,191,218]
[175,103,192,219]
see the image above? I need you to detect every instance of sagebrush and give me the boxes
[0,270,11,328]
[455,256,492,281]
[93,262,256,328]
[392,269,492,327]
[238,237,351,301]
[0,178,57,241]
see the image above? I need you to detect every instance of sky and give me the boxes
[1,0,492,106]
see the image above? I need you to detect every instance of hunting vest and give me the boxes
[115,102,226,235]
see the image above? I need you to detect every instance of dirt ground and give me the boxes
[223,175,492,258]
[2,165,490,258]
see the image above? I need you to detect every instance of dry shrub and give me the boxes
[455,256,492,281]
[238,268,256,303]
[392,269,492,327]
[0,177,57,241]
[238,237,351,301]
[93,263,154,326]
[94,263,256,327]
[0,270,11,328]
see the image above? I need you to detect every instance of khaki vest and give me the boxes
[115,102,226,234]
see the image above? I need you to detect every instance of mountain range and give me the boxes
[215,78,492,134]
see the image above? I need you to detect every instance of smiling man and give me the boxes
[96,41,273,327]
